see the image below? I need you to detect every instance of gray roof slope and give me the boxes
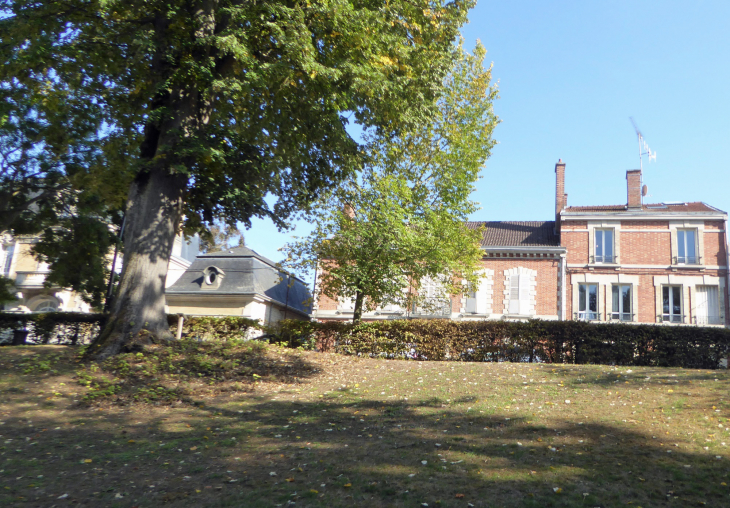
[166,248,311,315]
[465,221,560,247]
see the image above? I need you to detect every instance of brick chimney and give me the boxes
[626,170,642,209]
[555,159,566,217]
[554,159,566,237]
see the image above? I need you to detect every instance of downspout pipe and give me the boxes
[560,253,567,321]
[723,215,730,330]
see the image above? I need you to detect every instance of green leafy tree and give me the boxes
[0,23,128,307]
[1,0,474,358]
[0,276,16,306]
[199,221,245,254]
[284,43,498,321]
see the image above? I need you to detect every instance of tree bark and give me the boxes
[86,3,217,360]
[85,166,187,359]
[353,289,364,324]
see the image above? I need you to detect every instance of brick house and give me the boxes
[313,160,729,327]
[557,161,729,326]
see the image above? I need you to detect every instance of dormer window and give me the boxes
[202,266,224,290]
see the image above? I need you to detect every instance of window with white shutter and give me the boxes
[695,286,720,325]
[464,272,492,315]
[518,273,531,315]
[509,274,520,314]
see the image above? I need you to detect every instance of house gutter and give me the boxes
[480,246,567,253]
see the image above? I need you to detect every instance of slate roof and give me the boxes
[166,247,311,315]
[465,221,561,247]
[564,202,724,214]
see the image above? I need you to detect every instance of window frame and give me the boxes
[662,285,683,323]
[694,285,721,325]
[676,228,700,265]
[610,284,633,322]
[1,243,14,277]
[594,228,615,264]
[577,283,599,321]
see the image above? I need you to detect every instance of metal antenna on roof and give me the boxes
[630,117,657,172]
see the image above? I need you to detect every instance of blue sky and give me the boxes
[245,0,730,278]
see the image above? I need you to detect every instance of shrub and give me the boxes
[289,319,730,369]
[0,312,106,346]
[0,312,262,346]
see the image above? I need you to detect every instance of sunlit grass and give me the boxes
[0,344,729,506]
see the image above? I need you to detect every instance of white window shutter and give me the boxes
[707,286,719,319]
[475,278,488,314]
[518,273,531,315]
[509,274,520,314]
[465,289,477,313]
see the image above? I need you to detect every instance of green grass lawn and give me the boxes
[1,342,730,507]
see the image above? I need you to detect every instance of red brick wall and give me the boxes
[621,220,668,229]
[563,231,589,264]
[704,231,727,266]
[478,256,559,316]
[705,220,724,230]
[621,231,672,265]
[566,269,727,324]
[562,221,587,229]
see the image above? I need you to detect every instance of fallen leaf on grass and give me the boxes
[344,483,352,488]
[286,478,294,482]
[553,487,562,494]
[455,493,465,498]
[190,446,198,451]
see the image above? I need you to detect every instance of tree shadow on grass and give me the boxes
[2,390,730,508]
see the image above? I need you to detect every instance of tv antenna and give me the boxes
[630,117,656,171]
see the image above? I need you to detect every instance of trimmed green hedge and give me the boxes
[4,311,728,369]
[0,313,262,345]
[0,312,106,345]
[270,319,730,369]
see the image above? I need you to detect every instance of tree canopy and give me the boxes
[284,42,498,321]
[1,0,476,357]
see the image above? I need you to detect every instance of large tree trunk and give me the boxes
[85,167,187,359]
[85,4,217,360]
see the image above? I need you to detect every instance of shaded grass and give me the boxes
[0,345,729,507]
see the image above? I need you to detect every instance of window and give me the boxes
[464,273,491,315]
[337,295,355,312]
[611,284,632,321]
[695,286,720,325]
[595,229,614,263]
[2,243,14,276]
[577,283,598,320]
[30,297,58,313]
[508,273,531,315]
[677,229,698,264]
[662,286,683,323]
[413,277,450,316]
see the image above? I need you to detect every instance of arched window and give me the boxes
[30,297,59,313]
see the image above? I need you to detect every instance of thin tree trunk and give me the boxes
[353,290,365,323]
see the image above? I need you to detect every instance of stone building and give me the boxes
[165,247,311,324]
